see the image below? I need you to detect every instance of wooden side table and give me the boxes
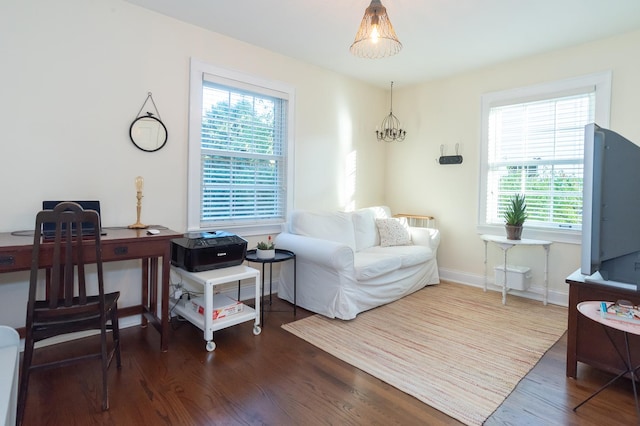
[574,301,640,417]
[245,248,297,325]
[564,270,640,379]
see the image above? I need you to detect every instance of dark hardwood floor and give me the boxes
[21,284,640,425]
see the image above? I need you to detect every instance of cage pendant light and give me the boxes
[350,0,402,59]
[377,81,406,142]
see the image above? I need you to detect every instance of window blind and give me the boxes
[485,92,595,230]
[200,82,287,226]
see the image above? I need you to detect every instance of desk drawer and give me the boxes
[103,239,168,261]
[0,248,31,271]
[0,239,170,272]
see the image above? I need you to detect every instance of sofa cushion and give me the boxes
[354,244,433,280]
[289,210,357,250]
[353,251,402,280]
[352,208,377,251]
[372,245,433,268]
[376,218,412,247]
[352,206,393,251]
[368,205,392,219]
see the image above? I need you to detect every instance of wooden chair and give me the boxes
[17,202,121,425]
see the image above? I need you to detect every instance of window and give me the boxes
[478,72,611,243]
[188,59,294,235]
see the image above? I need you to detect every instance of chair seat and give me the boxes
[32,292,120,340]
[33,292,120,319]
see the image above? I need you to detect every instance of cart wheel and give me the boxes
[253,325,262,335]
[206,340,216,352]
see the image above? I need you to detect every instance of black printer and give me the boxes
[171,231,247,272]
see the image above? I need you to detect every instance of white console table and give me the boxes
[0,326,19,426]
[480,235,552,305]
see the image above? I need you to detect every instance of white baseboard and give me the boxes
[206,268,568,308]
[28,270,566,351]
[438,267,569,307]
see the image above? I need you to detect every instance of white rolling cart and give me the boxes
[171,265,261,352]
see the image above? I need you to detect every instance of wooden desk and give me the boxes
[0,227,181,352]
[566,269,640,378]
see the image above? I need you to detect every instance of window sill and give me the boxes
[476,224,581,245]
[189,222,284,239]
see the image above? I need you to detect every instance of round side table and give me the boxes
[245,248,296,325]
[574,301,640,417]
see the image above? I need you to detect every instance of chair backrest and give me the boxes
[41,200,103,239]
[28,202,105,312]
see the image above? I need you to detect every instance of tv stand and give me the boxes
[583,271,637,291]
[566,269,640,378]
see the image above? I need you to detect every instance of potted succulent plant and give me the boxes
[504,194,528,240]
[256,236,275,259]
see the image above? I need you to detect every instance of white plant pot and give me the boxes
[256,249,275,259]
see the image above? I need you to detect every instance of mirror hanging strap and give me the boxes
[136,92,162,121]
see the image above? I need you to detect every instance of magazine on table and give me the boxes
[599,300,640,324]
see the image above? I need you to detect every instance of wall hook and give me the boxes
[438,143,463,165]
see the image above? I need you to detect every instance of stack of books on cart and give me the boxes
[190,295,244,320]
[601,301,640,324]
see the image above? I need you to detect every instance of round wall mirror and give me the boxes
[129,114,167,152]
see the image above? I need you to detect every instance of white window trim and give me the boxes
[188,58,295,236]
[477,71,612,244]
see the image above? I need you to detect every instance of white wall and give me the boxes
[3,1,639,329]
[386,29,640,305]
[0,0,387,328]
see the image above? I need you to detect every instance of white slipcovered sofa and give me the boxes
[274,206,440,320]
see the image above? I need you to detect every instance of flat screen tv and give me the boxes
[581,123,640,290]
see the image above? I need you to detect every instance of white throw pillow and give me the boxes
[352,209,377,251]
[376,218,412,247]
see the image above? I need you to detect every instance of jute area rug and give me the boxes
[282,281,567,425]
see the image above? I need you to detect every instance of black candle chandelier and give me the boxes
[376,81,406,142]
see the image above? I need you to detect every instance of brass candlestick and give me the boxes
[128,176,148,229]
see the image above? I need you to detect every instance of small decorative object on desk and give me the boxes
[128,175,149,229]
[599,300,640,324]
[256,236,275,259]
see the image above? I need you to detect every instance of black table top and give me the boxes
[245,248,295,263]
